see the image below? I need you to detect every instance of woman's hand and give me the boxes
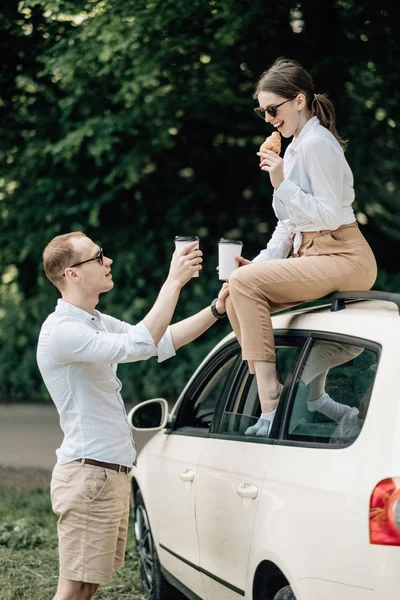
[215,282,229,315]
[236,256,251,267]
[216,255,251,276]
[257,149,284,189]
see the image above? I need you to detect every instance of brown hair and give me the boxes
[254,58,347,149]
[43,231,86,290]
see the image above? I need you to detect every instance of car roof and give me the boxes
[210,298,400,358]
[172,296,400,418]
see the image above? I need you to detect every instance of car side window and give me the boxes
[285,339,379,446]
[218,338,304,440]
[173,344,240,433]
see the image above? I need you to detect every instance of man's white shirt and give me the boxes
[253,116,356,262]
[37,299,176,466]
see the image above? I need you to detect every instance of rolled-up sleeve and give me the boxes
[101,314,176,363]
[155,326,176,362]
[48,318,176,365]
[47,319,168,364]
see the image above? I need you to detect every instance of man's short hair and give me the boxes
[43,232,86,290]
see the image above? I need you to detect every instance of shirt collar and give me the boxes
[56,299,101,323]
[290,116,320,152]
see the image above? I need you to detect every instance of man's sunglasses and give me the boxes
[63,248,104,276]
[254,96,296,120]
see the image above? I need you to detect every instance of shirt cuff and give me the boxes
[252,243,292,262]
[135,321,176,363]
[157,327,176,363]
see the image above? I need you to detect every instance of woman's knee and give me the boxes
[229,265,255,291]
[225,295,233,313]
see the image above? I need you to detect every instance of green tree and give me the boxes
[0,0,399,402]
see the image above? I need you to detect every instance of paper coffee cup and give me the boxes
[218,238,243,281]
[174,235,200,278]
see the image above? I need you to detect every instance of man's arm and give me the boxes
[170,283,229,350]
[142,241,202,346]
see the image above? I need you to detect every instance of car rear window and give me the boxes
[284,339,379,446]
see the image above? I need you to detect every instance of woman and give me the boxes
[226,58,377,437]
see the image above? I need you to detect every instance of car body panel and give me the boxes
[196,438,274,598]
[134,431,207,598]
[132,298,400,600]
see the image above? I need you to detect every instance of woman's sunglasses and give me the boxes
[63,248,104,276]
[254,96,296,120]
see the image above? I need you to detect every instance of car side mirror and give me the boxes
[127,398,169,431]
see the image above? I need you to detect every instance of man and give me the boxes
[37,231,228,600]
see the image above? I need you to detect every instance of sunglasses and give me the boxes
[254,96,296,120]
[63,248,104,276]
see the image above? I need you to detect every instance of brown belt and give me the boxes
[75,458,132,474]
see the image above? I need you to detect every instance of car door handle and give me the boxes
[180,469,195,482]
[236,483,259,499]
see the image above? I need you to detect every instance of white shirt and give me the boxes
[36,299,176,466]
[253,117,356,262]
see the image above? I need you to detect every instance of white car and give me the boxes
[129,291,400,600]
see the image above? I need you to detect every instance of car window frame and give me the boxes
[274,330,382,449]
[169,339,241,438]
[210,331,310,445]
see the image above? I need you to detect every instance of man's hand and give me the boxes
[170,282,230,350]
[168,241,203,287]
[143,242,201,346]
[258,149,284,189]
[215,282,229,315]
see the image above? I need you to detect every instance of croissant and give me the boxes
[259,131,281,158]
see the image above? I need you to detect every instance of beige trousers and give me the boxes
[226,223,377,370]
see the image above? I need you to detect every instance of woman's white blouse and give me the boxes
[253,116,356,262]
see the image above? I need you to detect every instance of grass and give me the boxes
[0,469,147,600]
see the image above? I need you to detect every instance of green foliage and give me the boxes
[0,518,50,550]
[0,481,146,599]
[0,0,400,402]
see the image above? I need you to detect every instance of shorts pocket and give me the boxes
[84,468,109,502]
[51,463,73,483]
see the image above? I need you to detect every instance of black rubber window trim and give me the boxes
[170,339,241,434]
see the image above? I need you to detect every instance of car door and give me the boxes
[146,340,241,598]
[256,333,381,596]
[195,337,304,600]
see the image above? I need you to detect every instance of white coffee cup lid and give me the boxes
[218,238,242,245]
[175,235,199,241]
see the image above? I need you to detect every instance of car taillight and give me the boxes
[370,478,400,545]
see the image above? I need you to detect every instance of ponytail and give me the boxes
[313,94,348,150]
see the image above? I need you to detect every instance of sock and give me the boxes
[260,410,276,424]
[308,392,330,412]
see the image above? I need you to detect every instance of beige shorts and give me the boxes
[50,461,131,584]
